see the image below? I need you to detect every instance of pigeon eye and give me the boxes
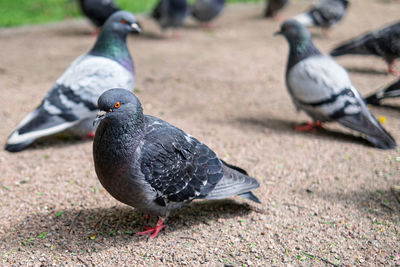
[114,102,121,109]
[121,19,127,24]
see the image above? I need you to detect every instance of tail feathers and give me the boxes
[5,108,78,152]
[364,93,381,106]
[337,111,397,150]
[330,36,371,57]
[238,192,261,204]
[220,159,248,175]
[204,164,261,203]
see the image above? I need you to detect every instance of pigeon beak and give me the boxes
[131,23,141,33]
[93,110,107,127]
[274,30,283,36]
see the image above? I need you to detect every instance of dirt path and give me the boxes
[0,1,399,265]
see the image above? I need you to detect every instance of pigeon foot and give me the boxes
[295,121,324,132]
[388,61,398,76]
[136,218,166,238]
[84,132,95,139]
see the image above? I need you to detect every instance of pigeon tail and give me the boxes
[337,111,397,150]
[330,37,371,57]
[5,108,78,152]
[365,79,400,105]
[203,164,261,203]
[238,191,261,204]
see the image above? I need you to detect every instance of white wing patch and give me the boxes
[288,55,352,103]
[56,54,135,105]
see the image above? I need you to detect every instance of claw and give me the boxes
[136,218,166,239]
[295,121,324,132]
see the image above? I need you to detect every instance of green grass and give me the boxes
[0,0,261,28]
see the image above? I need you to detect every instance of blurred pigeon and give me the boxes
[191,0,226,28]
[79,0,120,28]
[5,11,141,153]
[293,0,349,33]
[93,89,261,238]
[365,78,400,105]
[264,0,289,19]
[275,20,396,149]
[330,22,400,75]
[152,0,189,34]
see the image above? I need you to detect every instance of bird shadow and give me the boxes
[346,67,389,76]
[235,116,372,147]
[53,27,94,37]
[0,200,257,254]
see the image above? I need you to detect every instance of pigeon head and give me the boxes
[275,20,312,48]
[94,88,143,127]
[102,11,141,35]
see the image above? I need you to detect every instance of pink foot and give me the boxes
[274,13,284,22]
[84,132,95,139]
[202,23,215,31]
[136,219,166,239]
[295,121,324,132]
[91,28,101,36]
[388,61,398,76]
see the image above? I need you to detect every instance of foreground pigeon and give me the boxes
[264,0,289,19]
[191,0,226,28]
[293,0,349,32]
[5,11,141,152]
[152,0,189,33]
[79,0,120,28]
[365,78,400,105]
[330,22,400,75]
[93,89,261,238]
[275,20,396,149]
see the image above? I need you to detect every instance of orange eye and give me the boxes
[121,19,127,24]
[114,102,121,109]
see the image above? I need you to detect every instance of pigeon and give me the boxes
[152,0,189,33]
[191,0,226,28]
[5,11,141,153]
[93,88,261,238]
[264,0,289,19]
[275,20,396,149]
[330,21,400,75]
[365,78,400,105]
[79,0,120,28]
[293,0,349,33]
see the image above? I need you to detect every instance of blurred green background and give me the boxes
[0,0,262,27]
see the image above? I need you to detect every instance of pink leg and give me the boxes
[295,121,324,132]
[388,61,398,76]
[91,28,101,36]
[136,218,166,239]
[202,22,215,31]
[84,132,95,139]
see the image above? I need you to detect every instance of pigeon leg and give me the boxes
[274,13,285,22]
[202,22,215,31]
[388,61,398,76]
[91,28,101,36]
[84,132,95,139]
[295,121,324,132]
[136,218,166,238]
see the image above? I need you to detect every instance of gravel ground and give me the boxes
[0,1,399,266]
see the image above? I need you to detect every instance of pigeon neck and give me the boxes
[287,39,321,69]
[90,30,134,73]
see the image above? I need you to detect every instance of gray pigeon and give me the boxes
[294,0,349,31]
[152,0,189,31]
[365,78,400,106]
[5,11,141,152]
[265,0,289,18]
[79,0,120,28]
[275,20,396,149]
[191,0,226,27]
[330,21,400,75]
[93,88,261,238]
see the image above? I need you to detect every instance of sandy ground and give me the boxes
[0,0,400,266]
